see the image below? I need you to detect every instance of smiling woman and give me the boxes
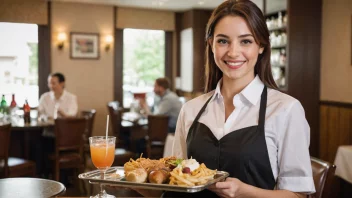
[168,0,315,197]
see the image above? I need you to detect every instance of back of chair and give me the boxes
[81,109,96,139]
[147,115,169,142]
[107,101,122,137]
[0,124,11,178]
[310,157,336,198]
[54,118,87,152]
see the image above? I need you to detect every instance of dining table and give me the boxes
[9,115,54,160]
[121,111,148,127]
[0,177,65,198]
[334,145,352,184]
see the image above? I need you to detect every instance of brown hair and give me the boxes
[155,77,170,89]
[204,0,278,92]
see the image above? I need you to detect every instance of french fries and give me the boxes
[169,163,217,186]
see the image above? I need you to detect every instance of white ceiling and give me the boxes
[52,0,286,13]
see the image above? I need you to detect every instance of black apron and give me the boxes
[163,86,275,197]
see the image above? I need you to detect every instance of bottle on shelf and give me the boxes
[279,49,287,66]
[9,94,18,117]
[0,94,8,115]
[23,99,31,123]
[10,94,17,107]
[278,12,283,27]
[283,14,288,26]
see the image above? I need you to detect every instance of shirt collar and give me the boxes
[50,90,66,101]
[241,75,264,105]
[211,79,223,101]
[210,75,264,105]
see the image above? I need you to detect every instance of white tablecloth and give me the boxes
[163,134,175,157]
[334,145,352,184]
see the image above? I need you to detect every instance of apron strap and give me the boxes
[187,94,214,134]
[258,86,267,135]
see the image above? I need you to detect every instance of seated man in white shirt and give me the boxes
[37,72,78,179]
[38,72,78,120]
[39,72,78,138]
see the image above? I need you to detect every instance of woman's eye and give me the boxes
[241,39,253,45]
[217,39,228,44]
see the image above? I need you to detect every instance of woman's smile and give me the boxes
[224,60,246,70]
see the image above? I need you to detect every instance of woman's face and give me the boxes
[210,15,264,82]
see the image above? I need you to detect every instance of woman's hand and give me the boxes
[208,177,245,198]
[208,178,307,198]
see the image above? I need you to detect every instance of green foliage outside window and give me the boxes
[123,29,165,87]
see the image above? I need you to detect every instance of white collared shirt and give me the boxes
[172,75,315,193]
[38,90,78,118]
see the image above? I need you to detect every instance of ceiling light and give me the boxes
[198,1,205,5]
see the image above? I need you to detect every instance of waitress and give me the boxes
[165,0,315,197]
[132,0,315,197]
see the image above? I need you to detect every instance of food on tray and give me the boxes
[169,162,217,187]
[148,168,170,184]
[108,173,122,179]
[125,168,148,183]
[123,155,217,186]
[124,156,167,174]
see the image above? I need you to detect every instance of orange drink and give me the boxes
[90,143,115,169]
[89,135,116,197]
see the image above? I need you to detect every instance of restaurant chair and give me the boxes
[80,109,96,163]
[107,101,135,165]
[0,123,36,178]
[310,157,336,198]
[48,117,87,194]
[146,115,169,159]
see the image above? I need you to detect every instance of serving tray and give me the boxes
[78,166,229,193]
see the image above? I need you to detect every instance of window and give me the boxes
[123,28,165,108]
[0,23,38,107]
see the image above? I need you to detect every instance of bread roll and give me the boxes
[148,169,170,184]
[125,168,147,183]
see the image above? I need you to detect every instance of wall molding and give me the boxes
[320,101,352,108]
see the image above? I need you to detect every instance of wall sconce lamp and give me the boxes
[57,32,67,50]
[105,35,113,51]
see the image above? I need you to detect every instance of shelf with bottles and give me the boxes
[267,10,287,47]
[271,47,287,89]
[268,25,287,32]
[272,66,286,90]
[0,93,31,123]
[270,30,287,48]
[271,48,287,67]
[266,10,287,30]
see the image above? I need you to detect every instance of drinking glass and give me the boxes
[89,136,116,198]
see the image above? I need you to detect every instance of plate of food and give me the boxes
[78,156,229,193]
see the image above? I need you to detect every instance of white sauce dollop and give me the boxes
[181,159,200,172]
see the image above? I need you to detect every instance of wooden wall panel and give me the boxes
[320,105,329,160]
[0,0,48,25]
[116,7,175,31]
[319,102,352,163]
[287,0,322,157]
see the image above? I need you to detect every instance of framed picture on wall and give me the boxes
[70,32,99,59]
